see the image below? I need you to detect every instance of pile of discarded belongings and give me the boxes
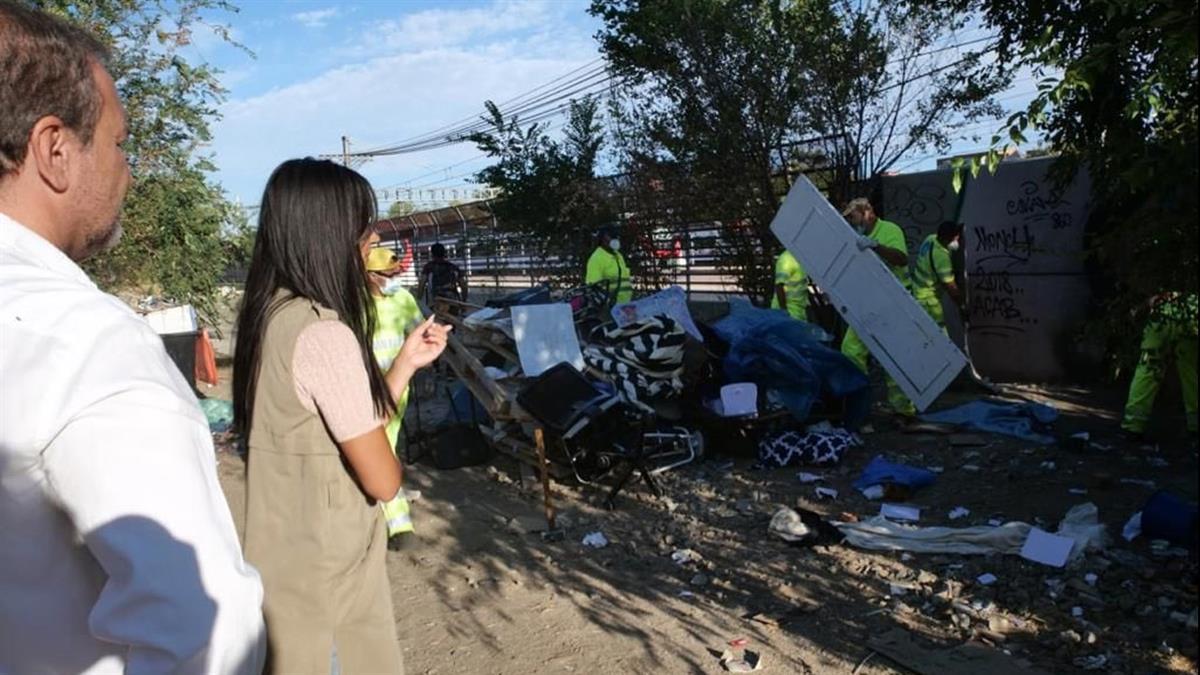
[431,284,873,508]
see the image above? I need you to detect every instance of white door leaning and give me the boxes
[769,176,966,411]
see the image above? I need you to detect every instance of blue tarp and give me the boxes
[198,398,233,433]
[920,400,1059,444]
[853,456,938,491]
[714,299,870,429]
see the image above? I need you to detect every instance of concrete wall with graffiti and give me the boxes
[879,157,1093,382]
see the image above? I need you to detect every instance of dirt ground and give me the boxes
[205,365,1198,675]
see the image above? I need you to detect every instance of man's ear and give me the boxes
[27,116,74,194]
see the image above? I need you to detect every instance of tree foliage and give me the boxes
[469,96,619,288]
[31,0,249,324]
[923,0,1198,330]
[590,0,1005,304]
[385,200,415,218]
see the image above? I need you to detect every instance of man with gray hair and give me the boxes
[0,3,265,673]
[841,197,918,418]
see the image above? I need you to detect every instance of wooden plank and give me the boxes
[867,629,1050,675]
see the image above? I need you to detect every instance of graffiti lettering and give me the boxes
[972,224,1037,270]
[884,183,949,228]
[970,271,1014,295]
[1006,180,1069,216]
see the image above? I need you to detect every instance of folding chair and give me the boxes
[517,362,665,509]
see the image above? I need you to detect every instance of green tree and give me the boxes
[590,0,1005,304]
[920,0,1198,332]
[468,96,619,289]
[31,0,249,324]
[385,200,415,218]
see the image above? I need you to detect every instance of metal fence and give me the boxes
[371,201,756,298]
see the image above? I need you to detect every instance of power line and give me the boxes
[360,70,617,157]
[344,63,615,158]
[355,58,604,154]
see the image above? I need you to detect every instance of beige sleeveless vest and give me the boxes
[243,294,402,674]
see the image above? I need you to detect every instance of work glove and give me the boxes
[855,235,878,251]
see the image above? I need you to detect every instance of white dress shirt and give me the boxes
[0,213,265,674]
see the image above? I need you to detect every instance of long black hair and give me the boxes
[233,158,393,438]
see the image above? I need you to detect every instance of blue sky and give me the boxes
[184,1,1038,212]
[188,0,602,210]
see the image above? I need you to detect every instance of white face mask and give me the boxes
[608,239,621,252]
[947,239,961,252]
[380,276,404,296]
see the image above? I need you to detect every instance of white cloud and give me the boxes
[292,7,339,29]
[211,0,599,204]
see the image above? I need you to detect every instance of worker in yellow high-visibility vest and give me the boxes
[911,221,965,328]
[840,197,917,418]
[1121,293,1198,442]
[585,226,633,307]
[365,246,421,549]
[770,249,809,321]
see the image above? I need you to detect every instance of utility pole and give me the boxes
[341,135,350,166]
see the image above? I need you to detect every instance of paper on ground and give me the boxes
[881,504,921,522]
[511,303,585,378]
[1019,527,1075,567]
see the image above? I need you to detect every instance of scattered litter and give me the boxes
[1070,431,1090,441]
[691,573,710,587]
[1147,457,1169,468]
[1020,528,1076,568]
[581,531,609,548]
[671,548,703,565]
[925,466,944,473]
[987,518,1003,527]
[1119,478,1156,488]
[888,583,909,597]
[961,464,981,473]
[1071,606,1084,618]
[1084,573,1098,586]
[719,649,762,673]
[769,508,814,543]
[948,507,970,521]
[1072,654,1108,670]
[796,472,824,484]
[1039,461,1056,470]
[814,486,839,500]
[1055,503,1109,563]
[1122,512,1142,542]
[880,504,921,522]
[729,638,749,648]
[1091,443,1113,451]
[977,573,998,586]
[860,485,885,500]
[678,590,696,599]
[1068,488,1088,495]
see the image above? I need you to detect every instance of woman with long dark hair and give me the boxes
[232,158,447,674]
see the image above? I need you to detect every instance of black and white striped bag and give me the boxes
[584,317,687,412]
